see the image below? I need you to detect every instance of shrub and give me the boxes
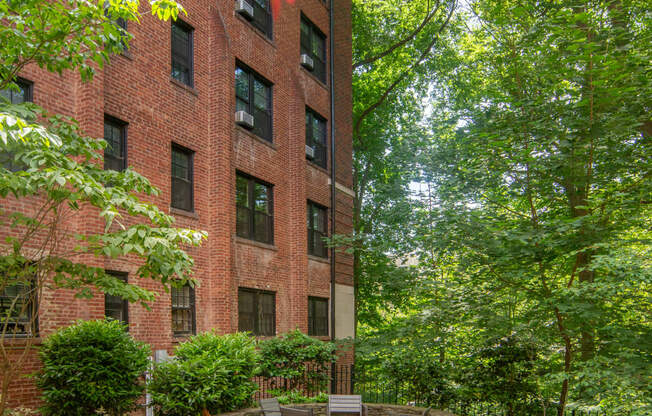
[36,319,150,416]
[259,329,337,393]
[147,331,259,415]
[268,390,329,405]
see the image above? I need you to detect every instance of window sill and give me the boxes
[235,13,276,48]
[235,236,278,251]
[308,254,330,264]
[235,125,277,150]
[301,66,328,90]
[307,160,330,175]
[170,207,199,219]
[2,336,42,347]
[119,49,133,60]
[170,77,199,96]
[172,334,194,342]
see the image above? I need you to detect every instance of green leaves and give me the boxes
[148,332,260,415]
[36,319,151,416]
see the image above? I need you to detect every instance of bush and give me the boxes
[259,329,336,393]
[267,390,329,405]
[147,331,259,415]
[36,319,150,416]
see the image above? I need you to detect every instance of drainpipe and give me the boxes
[329,0,337,394]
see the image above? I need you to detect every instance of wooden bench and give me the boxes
[328,395,367,416]
[259,398,313,416]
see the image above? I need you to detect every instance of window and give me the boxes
[305,108,327,168]
[104,116,127,172]
[308,296,329,336]
[238,288,275,336]
[0,278,37,337]
[235,64,272,141]
[247,0,272,39]
[171,20,193,86]
[104,271,128,325]
[1,79,32,172]
[171,144,194,212]
[300,16,326,82]
[307,201,328,257]
[0,78,32,104]
[236,173,273,244]
[171,285,195,335]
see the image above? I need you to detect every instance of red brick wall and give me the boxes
[1,0,353,409]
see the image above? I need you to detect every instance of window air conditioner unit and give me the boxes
[235,0,254,20]
[305,145,315,159]
[235,111,254,129]
[300,54,314,71]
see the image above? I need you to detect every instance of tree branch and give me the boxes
[352,0,441,70]
[353,1,456,150]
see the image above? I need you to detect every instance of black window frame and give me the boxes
[0,77,32,105]
[1,78,33,172]
[305,107,327,169]
[171,284,196,336]
[308,296,329,336]
[240,0,273,39]
[300,15,327,83]
[238,287,276,336]
[235,62,273,142]
[103,115,128,172]
[104,270,129,327]
[171,19,194,87]
[307,201,328,258]
[170,143,195,212]
[0,274,38,338]
[236,172,274,244]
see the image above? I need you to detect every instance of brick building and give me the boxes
[1,0,354,408]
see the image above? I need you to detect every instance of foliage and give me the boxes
[36,319,150,416]
[464,335,539,416]
[267,390,329,405]
[0,0,204,412]
[259,329,337,393]
[351,0,651,415]
[147,332,260,415]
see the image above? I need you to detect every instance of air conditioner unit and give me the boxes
[305,145,315,159]
[235,111,254,129]
[300,54,314,71]
[235,0,254,20]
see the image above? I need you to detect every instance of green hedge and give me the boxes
[36,319,150,416]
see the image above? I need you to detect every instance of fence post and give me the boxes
[350,364,355,395]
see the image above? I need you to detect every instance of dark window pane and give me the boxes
[171,146,193,211]
[236,174,273,243]
[235,65,272,141]
[300,17,326,82]
[171,21,193,86]
[0,279,36,336]
[306,109,327,168]
[308,297,328,336]
[105,271,128,325]
[238,288,275,336]
[250,0,272,38]
[104,117,126,172]
[235,68,249,101]
[171,285,195,335]
[308,202,328,257]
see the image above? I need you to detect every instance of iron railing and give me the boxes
[252,364,615,416]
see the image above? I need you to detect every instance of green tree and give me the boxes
[0,0,205,413]
[424,0,651,413]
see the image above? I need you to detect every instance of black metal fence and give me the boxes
[253,365,614,416]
